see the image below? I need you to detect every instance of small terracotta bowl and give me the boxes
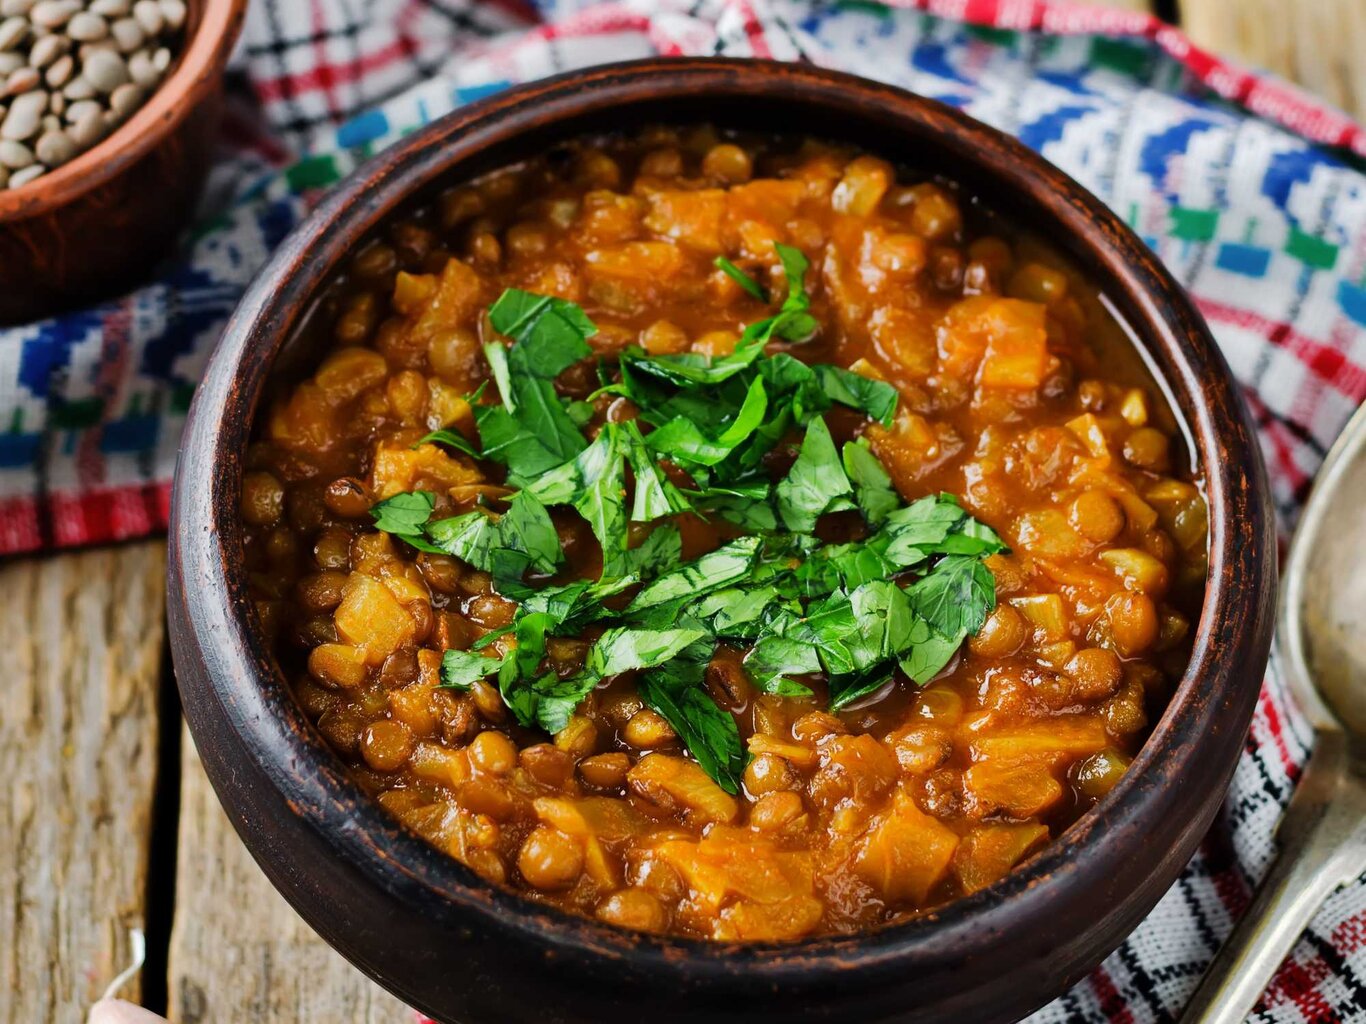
[0,0,246,325]
[169,59,1277,1024]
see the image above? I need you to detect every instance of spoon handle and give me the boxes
[1181,729,1359,1024]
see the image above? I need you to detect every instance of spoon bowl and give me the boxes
[1285,404,1366,738]
[1182,401,1366,1023]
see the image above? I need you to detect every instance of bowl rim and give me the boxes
[171,57,1275,990]
[0,0,247,221]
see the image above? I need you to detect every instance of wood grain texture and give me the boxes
[166,732,411,1024]
[1182,0,1366,120]
[0,543,166,1023]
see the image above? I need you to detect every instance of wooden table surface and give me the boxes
[5,2,1362,1021]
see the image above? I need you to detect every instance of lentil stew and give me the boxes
[241,127,1207,942]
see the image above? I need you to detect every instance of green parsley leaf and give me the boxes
[905,554,998,638]
[426,490,562,590]
[586,625,708,678]
[623,422,691,521]
[495,612,557,728]
[742,634,818,695]
[625,536,762,615]
[627,524,683,576]
[898,624,967,685]
[483,341,516,413]
[370,491,445,553]
[532,672,601,734]
[829,669,894,712]
[842,439,900,527]
[645,376,769,471]
[414,429,482,458]
[714,255,767,302]
[814,365,898,427]
[775,416,856,532]
[521,424,632,579]
[569,424,629,577]
[488,289,597,356]
[639,665,746,795]
[439,648,502,690]
[478,289,595,483]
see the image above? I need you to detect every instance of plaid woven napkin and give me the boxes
[9,1,1366,1020]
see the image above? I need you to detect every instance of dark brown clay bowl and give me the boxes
[0,0,246,325]
[168,59,1276,1024]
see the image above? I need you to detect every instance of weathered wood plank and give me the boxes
[1182,0,1366,120]
[166,732,411,1024]
[0,543,166,1023]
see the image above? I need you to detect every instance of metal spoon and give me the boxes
[1182,402,1366,1023]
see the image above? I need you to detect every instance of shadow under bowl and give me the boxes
[167,58,1276,1024]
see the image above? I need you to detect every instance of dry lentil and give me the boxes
[0,0,182,189]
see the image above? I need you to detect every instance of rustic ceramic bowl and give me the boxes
[0,0,247,325]
[168,59,1276,1024]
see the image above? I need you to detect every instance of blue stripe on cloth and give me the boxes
[1215,243,1272,278]
[0,432,40,468]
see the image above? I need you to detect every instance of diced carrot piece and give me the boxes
[979,299,1048,389]
[869,304,936,378]
[389,678,438,739]
[410,258,485,339]
[963,761,1063,818]
[269,383,345,452]
[966,716,1110,764]
[936,295,997,380]
[727,179,805,226]
[315,348,390,403]
[627,753,739,825]
[808,734,897,812]
[533,796,651,842]
[371,441,483,499]
[1008,594,1070,642]
[335,573,417,663]
[392,271,438,316]
[1065,413,1114,460]
[531,798,632,888]
[747,734,818,770]
[406,742,472,790]
[584,241,687,281]
[1014,508,1091,559]
[854,789,959,904]
[937,296,1049,389]
[644,189,727,253]
[953,822,1050,894]
[655,827,822,941]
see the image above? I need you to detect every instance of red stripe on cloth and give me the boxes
[1085,964,1137,1024]
[1254,686,1301,782]
[1201,835,1252,919]
[530,4,651,41]
[254,37,413,104]
[1243,391,1315,498]
[735,0,774,58]
[881,0,1366,157]
[44,483,170,551]
[308,0,344,124]
[1196,299,1366,405]
[1331,908,1366,955]
[1261,952,1336,1021]
[0,495,42,554]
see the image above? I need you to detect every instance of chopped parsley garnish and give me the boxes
[377,252,1006,792]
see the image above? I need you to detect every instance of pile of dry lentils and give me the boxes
[0,0,184,190]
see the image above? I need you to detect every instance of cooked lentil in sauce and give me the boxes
[242,128,1207,941]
